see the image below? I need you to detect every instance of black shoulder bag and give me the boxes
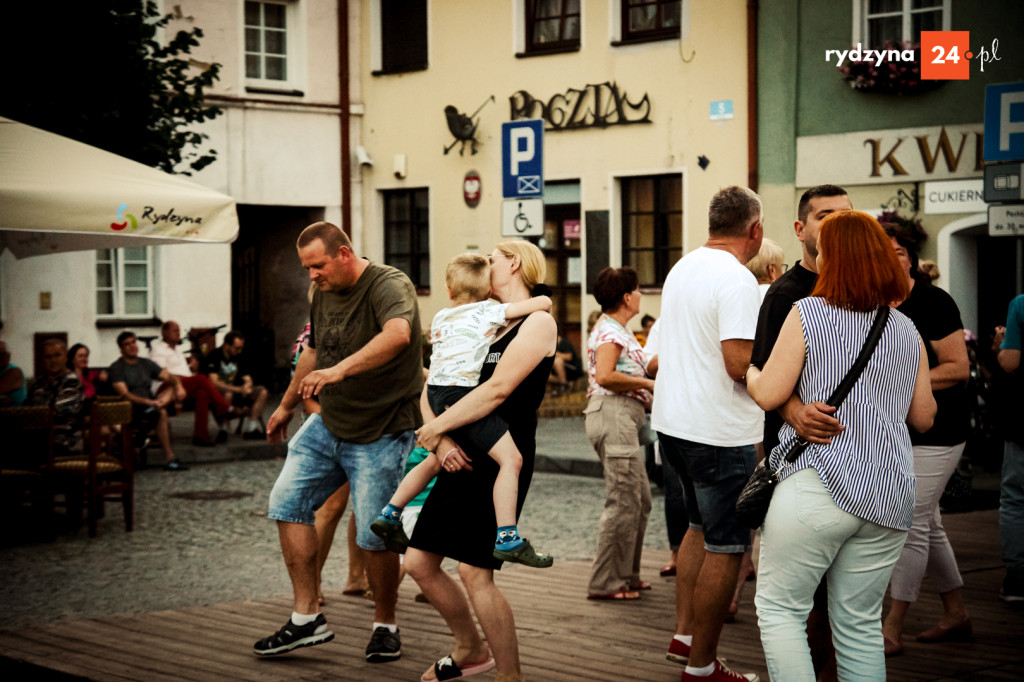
[734,306,891,529]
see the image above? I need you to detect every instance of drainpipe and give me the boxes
[338,0,352,236]
[747,0,759,191]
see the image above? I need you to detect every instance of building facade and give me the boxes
[355,0,752,349]
[758,0,1024,337]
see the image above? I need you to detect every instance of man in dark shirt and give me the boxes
[749,184,851,681]
[751,185,852,454]
[202,330,268,440]
[27,338,85,456]
[108,331,187,471]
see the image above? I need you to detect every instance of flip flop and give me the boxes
[587,589,641,601]
[420,654,496,681]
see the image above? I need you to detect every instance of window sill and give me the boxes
[515,45,580,59]
[245,86,305,97]
[96,318,162,329]
[611,32,681,47]
[372,65,429,77]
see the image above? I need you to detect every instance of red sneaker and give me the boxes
[666,637,690,664]
[680,659,759,682]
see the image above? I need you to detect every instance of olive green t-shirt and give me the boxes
[308,262,424,443]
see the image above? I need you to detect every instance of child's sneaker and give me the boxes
[370,517,410,554]
[492,537,553,568]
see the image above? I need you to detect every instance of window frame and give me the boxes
[620,174,683,290]
[95,247,156,321]
[382,188,431,294]
[618,0,682,44]
[517,0,582,58]
[852,0,950,46]
[371,0,429,76]
[243,0,305,94]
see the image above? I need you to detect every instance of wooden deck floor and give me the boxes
[1,509,1020,681]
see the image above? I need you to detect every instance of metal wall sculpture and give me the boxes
[509,81,651,131]
[444,96,495,155]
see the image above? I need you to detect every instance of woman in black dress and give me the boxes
[406,240,556,682]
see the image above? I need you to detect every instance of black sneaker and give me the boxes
[163,458,189,471]
[253,614,334,656]
[370,517,410,554]
[365,625,401,662]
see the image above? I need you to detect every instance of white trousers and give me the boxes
[756,468,906,681]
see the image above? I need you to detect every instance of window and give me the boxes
[383,189,430,291]
[245,1,288,82]
[621,0,681,42]
[377,0,428,74]
[96,247,155,318]
[859,0,947,46]
[245,0,303,92]
[622,175,682,288]
[525,0,580,54]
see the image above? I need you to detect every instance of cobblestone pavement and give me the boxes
[0,459,670,631]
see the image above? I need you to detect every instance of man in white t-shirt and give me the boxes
[652,185,763,682]
[149,320,234,446]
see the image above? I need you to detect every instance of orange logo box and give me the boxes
[921,31,971,80]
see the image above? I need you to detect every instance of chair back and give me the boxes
[0,405,55,472]
[87,400,134,474]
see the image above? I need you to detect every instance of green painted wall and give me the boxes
[759,0,1024,185]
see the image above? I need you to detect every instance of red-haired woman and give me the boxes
[746,210,937,680]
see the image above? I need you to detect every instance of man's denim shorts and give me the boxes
[658,433,756,553]
[267,414,414,551]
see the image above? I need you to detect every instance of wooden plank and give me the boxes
[1,508,1021,681]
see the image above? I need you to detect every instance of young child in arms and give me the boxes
[371,253,554,567]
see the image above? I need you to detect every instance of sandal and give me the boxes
[420,653,496,681]
[587,589,641,601]
[492,537,553,568]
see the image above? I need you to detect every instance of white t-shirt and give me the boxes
[149,339,191,376]
[428,300,509,387]
[651,246,763,446]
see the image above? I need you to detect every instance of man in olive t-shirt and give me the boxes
[257,222,423,663]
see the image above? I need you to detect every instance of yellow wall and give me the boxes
[357,0,752,329]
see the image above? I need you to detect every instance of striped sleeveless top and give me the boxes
[770,297,921,531]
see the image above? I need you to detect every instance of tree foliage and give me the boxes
[1,0,222,174]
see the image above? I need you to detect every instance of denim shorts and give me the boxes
[658,433,756,553]
[267,414,414,551]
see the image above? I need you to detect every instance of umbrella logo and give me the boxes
[111,203,138,231]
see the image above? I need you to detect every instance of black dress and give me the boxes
[408,321,554,569]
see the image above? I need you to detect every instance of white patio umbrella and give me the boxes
[0,117,238,258]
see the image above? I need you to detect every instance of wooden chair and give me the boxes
[52,400,135,537]
[0,405,56,542]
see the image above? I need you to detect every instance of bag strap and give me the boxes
[782,305,890,464]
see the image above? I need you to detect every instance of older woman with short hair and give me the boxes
[585,266,657,600]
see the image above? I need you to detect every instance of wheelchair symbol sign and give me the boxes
[501,198,543,237]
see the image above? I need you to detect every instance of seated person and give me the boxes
[149,320,236,446]
[548,334,584,395]
[202,330,268,440]
[0,340,27,407]
[68,343,110,398]
[27,338,85,457]
[108,331,188,471]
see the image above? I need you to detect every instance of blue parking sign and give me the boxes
[984,82,1024,162]
[502,120,544,198]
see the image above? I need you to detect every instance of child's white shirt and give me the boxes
[428,300,510,386]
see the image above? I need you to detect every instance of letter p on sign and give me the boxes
[502,120,544,198]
